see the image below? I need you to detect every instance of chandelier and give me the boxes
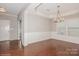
[54,5,64,23]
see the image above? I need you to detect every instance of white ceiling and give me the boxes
[27,3,79,18]
[0,3,79,18]
[0,3,29,17]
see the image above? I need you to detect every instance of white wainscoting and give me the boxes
[23,31,79,46]
[23,32,51,46]
[51,32,79,44]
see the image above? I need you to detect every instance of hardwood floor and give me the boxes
[0,39,79,56]
[24,39,56,56]
[0,40,23,56]
[24,39,79,56]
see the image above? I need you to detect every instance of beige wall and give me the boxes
[24,13,52,32]
[64,14,79,37]
[0,16,18,41]
[51,19,57,32]
[0,20,10,41]
[51,13,79,44]
[23,11,52,46]
[22,7,79,46]
[10,18,18,40]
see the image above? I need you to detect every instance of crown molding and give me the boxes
[35,9,79,19]
[23,3,79,20]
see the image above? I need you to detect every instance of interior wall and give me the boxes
[0,20,10,41]
[51,13,79,44]
[22,4,79,46]
[23,11,52,46]
[10,18,18,40]
[0,16,18,41]
[64,14,79,37]
[51,13,79,33]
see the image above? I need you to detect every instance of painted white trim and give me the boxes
[27,4,79,19]
[23,32,51,46]
[23,31,79,46]
[36,9,79,19]
[51,32,79,44]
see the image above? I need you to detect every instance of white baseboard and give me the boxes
[51,32,79,44]
[23,32,79,47]
[23,32,51,46]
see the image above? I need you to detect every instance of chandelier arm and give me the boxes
[54,5,64,23]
